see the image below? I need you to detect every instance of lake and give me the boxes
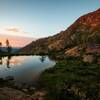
[0,56,56,87]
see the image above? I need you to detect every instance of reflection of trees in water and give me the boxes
[0,57,2,65]
[0,56,12,68]
[7,56,12,68]
[48,55,57,61]
[39,56,46,63]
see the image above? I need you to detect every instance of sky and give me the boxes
[0,0,100,47]
[0,34,34,47]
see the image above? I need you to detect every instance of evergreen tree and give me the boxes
[6,39,12,54]
[0,42,2,52]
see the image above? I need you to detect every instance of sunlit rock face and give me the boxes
[20,9,100,54]
[65,46,81,57]
[83,54,96,63]
[48,40,66,52]
[69,8,100,29]
[85,45,100,55]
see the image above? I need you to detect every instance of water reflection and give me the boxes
[39,56,46,62]
[1,56,27,68]
[0,56,55,87]
[7,56,11,68]
[0,56,15,68]
[1,55,51,68]
[0,57,2,65]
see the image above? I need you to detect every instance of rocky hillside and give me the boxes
[20,9,100,54]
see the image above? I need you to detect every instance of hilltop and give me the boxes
[20,9,100,56]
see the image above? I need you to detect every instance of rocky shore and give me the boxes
[0,78,46,100]
[0,87,47,100]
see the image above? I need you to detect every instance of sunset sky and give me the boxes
[0,0,100,47]
[0,34,34,47]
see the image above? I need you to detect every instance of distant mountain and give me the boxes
[0,34,35,48]
[20,9,100,55]
[1,47,20,53]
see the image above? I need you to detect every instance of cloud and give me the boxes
[4,27,31,37]
[6,27,20,32]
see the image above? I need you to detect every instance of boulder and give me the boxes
[65,46,81,57]
[83,54,96,63]
[33,91,46,100]
[0,87,32,100]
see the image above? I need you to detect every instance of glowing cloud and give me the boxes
[6,27,20,32]
[4,27,30,37]
[0,34,34,47]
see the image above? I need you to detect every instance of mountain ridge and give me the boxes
[20,9,100,55]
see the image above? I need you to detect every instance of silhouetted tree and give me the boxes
[6,39,12,54]
[0,42,2,52]
[6,39,9,47]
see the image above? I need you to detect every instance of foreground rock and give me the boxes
[33,91,46,100]
[83,54,96,63]
[0,87,46,100]
[0,87,33,100]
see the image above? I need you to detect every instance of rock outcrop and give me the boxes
[65,46,81,57]
[0,87,32,100]
[0,87,46,100]
[83,54,96,63]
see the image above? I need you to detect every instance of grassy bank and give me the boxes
[39,59,100,100]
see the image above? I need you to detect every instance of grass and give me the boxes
[39,59,100,100]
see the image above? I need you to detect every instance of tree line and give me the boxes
[0,39,12,54]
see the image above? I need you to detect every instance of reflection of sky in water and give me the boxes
[0,56,55,85]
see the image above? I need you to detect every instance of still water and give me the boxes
[0,56,55,86]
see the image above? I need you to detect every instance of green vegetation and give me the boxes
[39,60,100,100]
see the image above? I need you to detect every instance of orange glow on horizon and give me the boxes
[0,35,34,47]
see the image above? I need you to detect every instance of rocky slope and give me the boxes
[20,9,100,55]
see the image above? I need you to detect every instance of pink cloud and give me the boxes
[0,34,34,47]
[6,27,20,32]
